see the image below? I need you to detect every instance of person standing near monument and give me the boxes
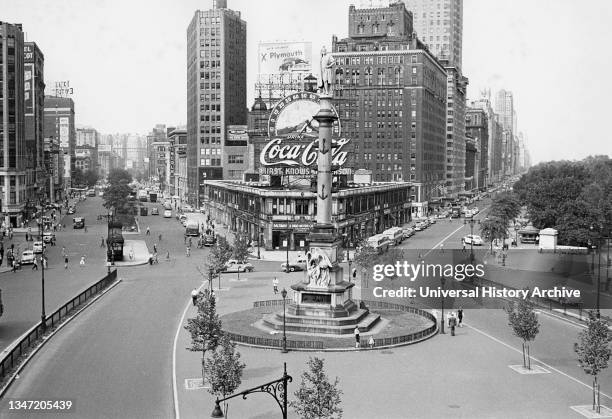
[273,277,279,294]
[354,326,360,348]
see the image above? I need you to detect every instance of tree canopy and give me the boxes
[291,357,343,419]
[107,168,132,186]
[73,168,99,188]
[513,156,612,246]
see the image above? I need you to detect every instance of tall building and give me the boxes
[495,89,514,133]
[404,0,463,71]
[24,42,45,209]
[186,0,247,206]
[0,22,27,227]
[331,2,447,216]
[76,127,99,147]
[443,66,467,196]
[44,96,76,195]
[465,106,488,188]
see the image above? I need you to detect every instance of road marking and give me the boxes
[536,309,586,329]
[424,224,465,258]
[172,282,208,419]
[465,323,612,401]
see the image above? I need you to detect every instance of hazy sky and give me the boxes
[3,0,611,163]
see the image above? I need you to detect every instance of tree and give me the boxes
[185,289,223,381]
[506,300,540,369]
[206,334,246,418]
[353,240,379,289]
[490,193,521,225]
[575,311,612,414]
[291,357,343,419]
[232,231,251,263]
[207,236,234,287]
[102,182,133,213]
[107,168,132,186]
[479,217,507,253]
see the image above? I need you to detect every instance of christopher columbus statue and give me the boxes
[318,46,335,96]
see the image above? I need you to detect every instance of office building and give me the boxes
[331,2,447,216]
[24,42,46,209]
[186,0,247,206]
[465,106,488,189]
[0,22,27,226]
[44,96,76,195]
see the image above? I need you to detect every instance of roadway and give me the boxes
[1,195,611,418]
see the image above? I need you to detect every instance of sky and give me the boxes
[3,0,611,164]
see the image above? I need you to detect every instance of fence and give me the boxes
[0,269,118,382]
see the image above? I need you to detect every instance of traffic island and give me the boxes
[220,299,437,351]
[112,240,150,267]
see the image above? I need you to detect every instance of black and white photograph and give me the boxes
[0,0,611,418]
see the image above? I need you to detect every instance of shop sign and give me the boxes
[273,222,288,229]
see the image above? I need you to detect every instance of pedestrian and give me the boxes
[457,308,464,327]
[153,244,157,253]
[146,226,150,236]
[449,312,457,336]
[188,237,192,248]
[129,248,134,260]
[62,246,66,257]
[64,255,69,269]
[80,256,86,267]
[12,259,17,272]
[32,258,39,270]
[186,246,191,257]
[354,326,360,348]
[462,241,466,252]
[273,277,279,294]
[184,235,187,245]
[153,252,158,264]
[42,256,48,269]
[166,250,170,260]
[368,335,375,349]
[191,288,199,306]
[25,232,29,242]
[101,236,105,247]
[158,233,162,242]
[149,254,154,265]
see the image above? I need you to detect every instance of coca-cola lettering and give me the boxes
[260,138,350,167]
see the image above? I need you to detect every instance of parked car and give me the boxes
[402,227,414,239]
[181,204,194,213]
[414,222,427,231]
[223,260,254,273]
[21,250,35,265]
[163,209,172,218]
[151,207,159,216]
[43,232,55,244]
[463,235,484,246]
[33,241,45,254]
[428,217,437,224]
[281,262,305,272]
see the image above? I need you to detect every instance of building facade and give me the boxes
[44,96,75,195]
[0,22,27,226]
[465,106,488,188]
[24,42,45,210]
[187,0,247,206]
[332,2,447,217]
[202,180,412,251]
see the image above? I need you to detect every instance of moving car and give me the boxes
[182,204,194,213]
[73,217,85,229]
[43,232,55,244]
[151,207,159,216]
[223,260,254,273]
[87,189,96,197]
[163,209,172,218]
[21,250,35,265]
[281,262,305,272]
[463,235,484,246]
[33,241,45,254]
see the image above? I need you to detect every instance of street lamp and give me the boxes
[590,225,603,319]
[210,363,292,419]
[281,288,288,353]
[440,277,446,334]
[37,193,46,330]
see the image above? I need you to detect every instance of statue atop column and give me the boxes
[318,46,335,96]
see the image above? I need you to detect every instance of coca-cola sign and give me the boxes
[261,91,349,169]
[260,137,350,167]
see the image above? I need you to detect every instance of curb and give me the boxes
[0,278,123,398]
[228,325,439,353]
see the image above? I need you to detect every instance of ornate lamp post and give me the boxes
[281,288,288,353]
[210,363,292,419]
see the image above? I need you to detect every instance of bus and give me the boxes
[185,221,200,237]
[382,227,404,246]
[367,234,391,254]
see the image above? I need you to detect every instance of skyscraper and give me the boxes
[403,0,463,70]
[186,0,247,206]
[495,89,514,133]
[332,2,447,215]
[44,96,75,196]
[0,22,27,227]
[24,42,45,205]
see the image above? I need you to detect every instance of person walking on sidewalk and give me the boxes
[32,257,39,270]
[273,277,279,294]
[101,236,106,247]
[457,308,464,327]
[354,326,360,348]
[64,255,69,269]
[146,226,150,236]
[191,288,199,306]
[448,312,457,336]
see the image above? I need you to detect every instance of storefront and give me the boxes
[201,180,412,251]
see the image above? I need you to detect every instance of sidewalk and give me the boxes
[114,240,150,266]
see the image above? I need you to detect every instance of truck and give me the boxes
[138,190,148,202]
[185,220,200,237]
[149,192,157,203]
